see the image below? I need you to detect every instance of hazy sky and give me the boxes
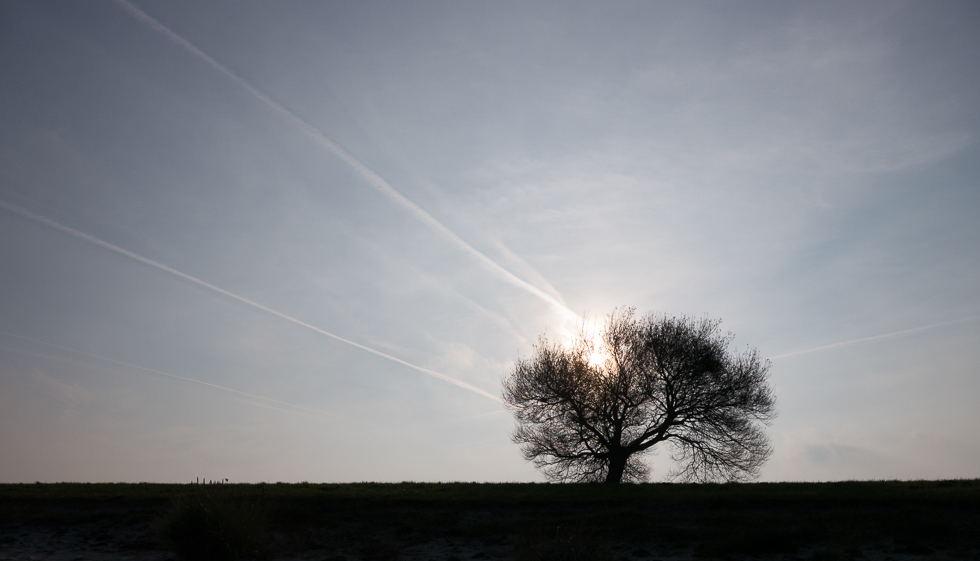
[1,0,978,483]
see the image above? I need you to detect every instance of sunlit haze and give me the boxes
[1,0,979,483]
[587,334,612,369]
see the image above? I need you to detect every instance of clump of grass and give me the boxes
[695,515,822,558]
[807,547,841,561]
[357,538,402,561]
[157,492,267,561]
[517,526,614,561]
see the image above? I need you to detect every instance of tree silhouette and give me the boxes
[502,309,776,483]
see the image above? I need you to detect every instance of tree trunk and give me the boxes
[605,453,628,484]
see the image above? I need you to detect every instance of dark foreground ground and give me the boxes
[1,480,978,561]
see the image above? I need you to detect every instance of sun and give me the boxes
[587,334,611,368]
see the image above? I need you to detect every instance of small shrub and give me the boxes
[158,493,267,560]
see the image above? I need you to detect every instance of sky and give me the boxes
[1,0,978,483]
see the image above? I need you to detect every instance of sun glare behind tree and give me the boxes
[586,332,612,369]
[502,308,777,483]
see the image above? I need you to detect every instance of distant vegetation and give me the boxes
[1,480,978,559]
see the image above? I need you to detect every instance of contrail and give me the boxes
[0,332,362,424]
[770,316,980,360]
[0,199,502,403]
[111,0,580,324]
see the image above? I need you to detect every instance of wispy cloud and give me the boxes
[770,316,980,360]
[0,199,502,403]
[1,336,349,423]
[111,0,579,324]
[29,367,94,405]
[417,409,508,429]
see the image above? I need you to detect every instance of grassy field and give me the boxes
[1,480,978,559]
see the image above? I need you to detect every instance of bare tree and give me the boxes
[502,309,776,483]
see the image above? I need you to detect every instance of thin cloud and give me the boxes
[770,316,980,360]
[0,199,502,403]
[417,409,508,429]
[0,337,349,424]
[29,367,94,405]
[111,0,579,324]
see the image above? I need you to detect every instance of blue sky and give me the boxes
[1,0,978,482]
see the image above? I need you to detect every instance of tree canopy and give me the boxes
[502,309,776,483]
